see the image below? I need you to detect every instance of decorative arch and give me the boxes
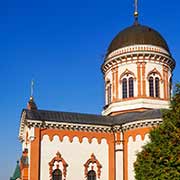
[126,127,151,142]
[120,69,136,98]
[49,151,68,180]
[84,153,102,179]
[147,68,162,81]
[119,69,136,82]
[147,68,162,98]
[41,129,112,145]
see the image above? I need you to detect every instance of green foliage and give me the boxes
[134,83,180,180]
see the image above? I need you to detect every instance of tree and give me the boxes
[134,83,180,180]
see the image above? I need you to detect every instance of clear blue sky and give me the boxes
[1,0,180,179]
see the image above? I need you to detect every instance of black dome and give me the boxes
[107,24,170,55]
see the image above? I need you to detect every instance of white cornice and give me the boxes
[122,118,162,131]
[25,119,112,133]
[18,110,27,142]
[102,45,175,74]
[107,45,170,59]
[102,98,169,116]
[18,116,164,138]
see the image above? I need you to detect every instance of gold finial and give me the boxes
[134,0,139,22]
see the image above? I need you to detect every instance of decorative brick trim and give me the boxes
[147,68,163,81]
[26,120,112,133]
[122,118,162,131]
[119,68,136,82]
[84,153,102,178]
[49,151,68,180]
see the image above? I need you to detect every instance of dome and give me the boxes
[107,24,170,55]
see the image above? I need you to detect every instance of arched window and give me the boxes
[149,77,154,97]
[84,154,102,179]
[106,81,112,105]
[122,78,127,98]
[149,76,160,98]
[129,77,134,97]
[52,169,62,180]
[122,77,134,98]
[87,170,96,180]
[155,77,160,97]
[120,69,135,99]
[107,84,112,104]
[49,152,68,180]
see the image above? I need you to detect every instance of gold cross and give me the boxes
[134,0,138,20]
[31,80,34,97]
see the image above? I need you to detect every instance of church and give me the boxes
[10,2,176,180]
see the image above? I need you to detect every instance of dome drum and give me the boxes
[101,24,175,115]
[102,51,175,74]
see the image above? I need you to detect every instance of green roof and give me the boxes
[10,161,21,180]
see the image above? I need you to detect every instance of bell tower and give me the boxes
[102,4,175,116]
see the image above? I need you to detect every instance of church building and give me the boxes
[14,2,176,180]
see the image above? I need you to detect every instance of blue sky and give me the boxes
[1,0,180,179]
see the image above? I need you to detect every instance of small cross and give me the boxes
[134,0,138,21]
[31,80,34,97]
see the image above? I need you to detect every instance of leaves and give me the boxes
[134,83,180,180]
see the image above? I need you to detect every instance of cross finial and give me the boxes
[27,79,38,110]
[134,0,139,23]
[30,80,34,98]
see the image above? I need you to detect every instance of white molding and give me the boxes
[25,119,112,133]
[107,45,170,59]
[102,45,175,74]
[102,98,169,115]
[19,116,164,139]
[19,110,27,141]
[122,118,162,131]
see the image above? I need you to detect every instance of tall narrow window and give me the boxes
[108,84,112,104]
[122,78,127,98]
[52,169,62,180]
[106,82,112,105]
[122,77,134,98]
[155,77,160,97]
[129,77,134,97]
[149,77,154,97]
[87,170,96,180]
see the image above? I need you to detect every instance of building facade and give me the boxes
[17,9,175,180]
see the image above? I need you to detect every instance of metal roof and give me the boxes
[23,108,163,126]
[10,161,21,180]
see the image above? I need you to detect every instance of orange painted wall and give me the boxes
[30,128,40,180]
[30,128,115,180]
[21,167,29,180]
[123,127,151,180]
